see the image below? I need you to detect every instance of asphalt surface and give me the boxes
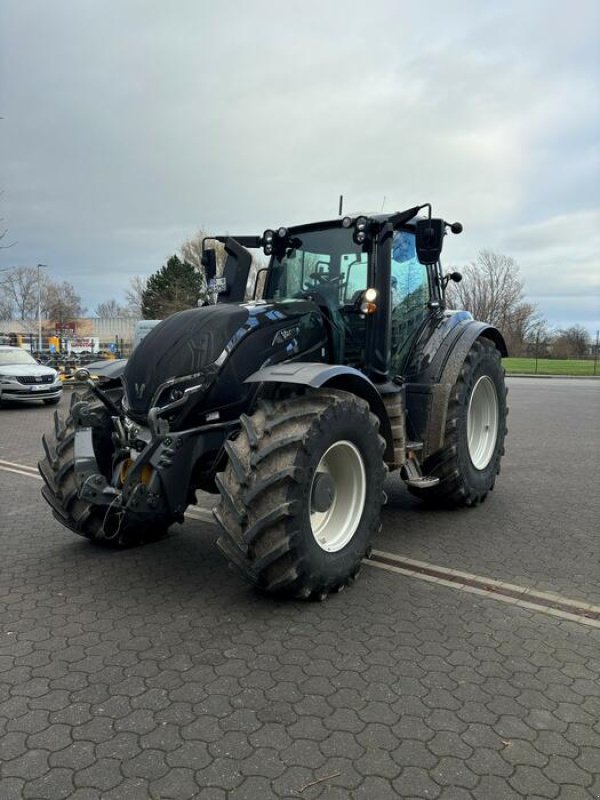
[0,378,599,799]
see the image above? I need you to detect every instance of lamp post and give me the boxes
[37,264,48,352]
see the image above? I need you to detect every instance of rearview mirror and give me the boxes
[202,248,217,281]
[415,218,445,265]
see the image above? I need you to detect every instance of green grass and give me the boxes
[503,357,598,376]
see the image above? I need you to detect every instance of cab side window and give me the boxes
[342,253,368,303]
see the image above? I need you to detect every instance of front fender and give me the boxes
[245,362,395,462]
[245,362,369,389]
[85,358,128,381]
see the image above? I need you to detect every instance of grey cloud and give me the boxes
[1,0,599,331]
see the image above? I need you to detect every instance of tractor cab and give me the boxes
[204,206,461,382]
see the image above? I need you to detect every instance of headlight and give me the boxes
[1,375,17,382]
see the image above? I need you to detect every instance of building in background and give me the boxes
[0,317,140,356]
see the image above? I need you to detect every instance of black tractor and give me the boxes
[39,205,508,599]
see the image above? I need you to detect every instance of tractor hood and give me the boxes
[122,300,326,422]
[123,305,248,417]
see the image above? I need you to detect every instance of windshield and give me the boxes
[264,227,369,308]
[0,349,38,366]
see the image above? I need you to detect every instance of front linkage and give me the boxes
[40,385,232,545]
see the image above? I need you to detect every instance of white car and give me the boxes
[0,346,63,406]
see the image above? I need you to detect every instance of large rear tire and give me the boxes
[39,391,172,546]
[408,337,508,507]
[215,390,386,599]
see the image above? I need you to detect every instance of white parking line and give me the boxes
[3,458,598,627]
[0,459,216,520]
[366,550,600,629]
[0,461,42,480]
[0,458,41,475]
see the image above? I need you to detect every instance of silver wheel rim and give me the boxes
[310,440,366,552]
[467,375,499,470]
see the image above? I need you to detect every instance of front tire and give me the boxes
[409,337,508,507]
[39,391,172,546]
[215,390,386,599]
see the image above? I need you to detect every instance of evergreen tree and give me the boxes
[141,255,203,319]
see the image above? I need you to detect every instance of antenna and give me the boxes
[381,195,386,211]
[338,195,343,215]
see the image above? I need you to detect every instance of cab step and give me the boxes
[401,454,440,489]
[405,475,440,489]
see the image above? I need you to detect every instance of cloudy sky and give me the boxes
[1,0,599,333]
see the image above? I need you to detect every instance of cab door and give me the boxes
[390,230,433,374]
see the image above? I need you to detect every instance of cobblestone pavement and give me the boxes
[0,379,599,799]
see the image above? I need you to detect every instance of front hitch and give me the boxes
[71,396,172,520]
[71,397,236,521]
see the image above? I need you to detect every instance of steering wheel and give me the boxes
[309,272,343,285]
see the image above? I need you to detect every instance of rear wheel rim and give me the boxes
[310,441,366,552]
[467,375,499,470]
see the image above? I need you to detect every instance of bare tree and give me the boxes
[0,266,46,320]
[124,275,147,318]
[447,250,543,355]
[95,298,125,318]
[45,281,85,323]
[0,223,16,250]
[552,325,590,359]
[0,191,17,250]
[0,293,13,320]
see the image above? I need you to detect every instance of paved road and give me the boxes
[0,379,598,799]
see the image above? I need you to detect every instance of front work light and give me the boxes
[263,229,275,256]
[353,216,369,245]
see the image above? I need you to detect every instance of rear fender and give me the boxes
[405,320,507,459]
[245,363,395,462]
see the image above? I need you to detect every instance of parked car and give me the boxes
[0,346,62,406]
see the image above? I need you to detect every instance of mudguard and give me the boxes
[245,362,368,388]
[404,315,507,460]
[245,362,395,461]
[85,358,128,381]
